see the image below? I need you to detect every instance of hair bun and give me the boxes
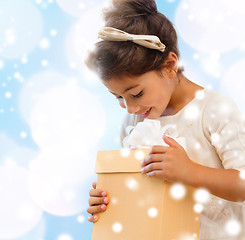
[125,0,158,15]
[104,0,158,21]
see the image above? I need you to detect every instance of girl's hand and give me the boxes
[141,135,195,183]
[87,182,109,223]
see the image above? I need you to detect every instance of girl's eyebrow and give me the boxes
[109,84,140,95]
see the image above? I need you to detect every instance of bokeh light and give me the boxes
[175,0,245,53]
[65,2,106,85]
[56,0,106,18]
[194,188,210,204]
[112,222,123,233]
[28,149,97,216]
[147,207,158,218]
[193,203,204,213]
[29,82,106,150]
[0,0,43,59]
[225,219,241,236]
[19,71,71,124]
[221,59,245,112]
[125,177,139,191]
[120,148,130,157]
[134,150,146,161]
[0,166,42,239]
[169,183,186,200]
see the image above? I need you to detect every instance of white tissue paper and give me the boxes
[123,119,186,150]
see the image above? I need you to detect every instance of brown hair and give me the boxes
[86,0,183,81]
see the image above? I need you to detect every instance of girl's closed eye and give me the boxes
[133,91,143,98]
[115,91,143,100]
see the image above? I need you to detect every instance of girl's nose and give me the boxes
[119,98,140,114]
[125,101,140,114]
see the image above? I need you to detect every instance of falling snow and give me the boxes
[57,234,73,240]
[193,203,204,213]
[225,219,241,236]
[20,131,27,139]
[1,0,245,239]
[50,29,57,36]
[40,38,50,49]
[194,188,210,204]
[125,177,139,191]
[170,183,186,200]
[41,59,48,66]
[0,60,4,69]
[147,207,158,218]
[5,91,12,99]
[120,148,130,157]
[134,150,146,161]
[112,222,123,233]
[77,215,85,223]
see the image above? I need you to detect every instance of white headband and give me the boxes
[98,27,166,52]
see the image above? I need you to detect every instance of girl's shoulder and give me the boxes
[202,89,241,118]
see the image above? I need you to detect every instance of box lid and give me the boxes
[95,148,151,173]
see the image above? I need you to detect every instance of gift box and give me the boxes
[92,148,200,240]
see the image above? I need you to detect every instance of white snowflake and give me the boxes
[77,215,85,223]
[193,203,204,213]
[20,131,27,139]
[41,60,48,67]
[225,219,241,236]
[125,177,139,191]
[147,207,158,218]
[194,188,210,203]
[21,57,28,64]
[112,222,123,233]
[170,183,186,200]
[50,29,57,36]
[57,234,73,240]
[5,28,16,45]
[0,60,4,69]
[5,91,12,99]
[40,38,50,49]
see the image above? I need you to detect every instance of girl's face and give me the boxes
[103,69,177,119]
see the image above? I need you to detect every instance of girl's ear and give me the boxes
[162,52,179,78]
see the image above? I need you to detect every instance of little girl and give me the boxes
[86,0,245,239]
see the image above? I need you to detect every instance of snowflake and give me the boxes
[112,222,123,233]
[170,183,186,200]
[5,91,12,99]
[147,207,158,218]
[225,219,241,236]
[40,38,50,49]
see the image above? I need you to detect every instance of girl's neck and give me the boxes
[162,75,204,117]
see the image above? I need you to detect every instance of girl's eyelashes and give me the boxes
[133,91,143,98]
[115,91,143,99]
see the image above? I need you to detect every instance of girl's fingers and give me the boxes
[141,153,166,167]
[88,182,108,223]
[87,204,107,215]
[141,162,163,174]
[88,196,109,206]
[149,145,169,154]
[88,214,98,223]
[89,189,107,197]
[92,182,97,189]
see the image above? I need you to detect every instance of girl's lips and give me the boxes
[140,107,152,118]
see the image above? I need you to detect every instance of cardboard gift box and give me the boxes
[92,148,200,240]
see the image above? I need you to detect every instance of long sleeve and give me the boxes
[202,92,245,171]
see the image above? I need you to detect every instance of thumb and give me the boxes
[163,135,180,148]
